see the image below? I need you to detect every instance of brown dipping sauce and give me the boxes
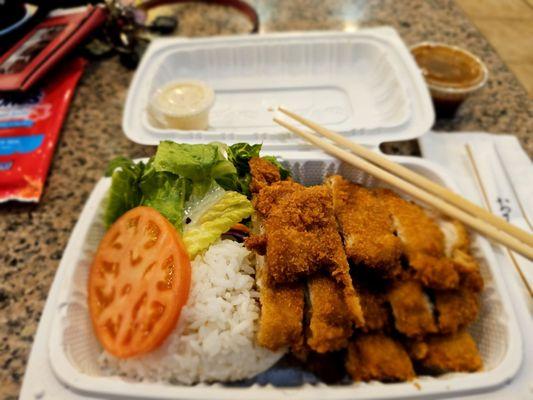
[412,45,484,89]
[411,43,487,117]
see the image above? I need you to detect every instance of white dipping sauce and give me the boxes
[148,80,215,131]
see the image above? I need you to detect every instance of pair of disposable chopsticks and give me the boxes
[273,107,533,261]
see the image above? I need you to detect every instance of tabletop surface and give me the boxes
[1,0,532,398]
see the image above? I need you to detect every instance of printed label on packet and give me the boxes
[0,58,85,203]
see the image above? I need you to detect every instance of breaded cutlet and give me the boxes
[388,280,437,337]
[443,219,484,292]
[326,176,402,277]
[357,285,391,332]
[450,248,484,292]
[377,188,445,257]
[407,330,482,373]
[245,162,306,352]
[255,256,305,351]
[249,157,281,194]
[252,180,302,218]
[346,333,415,382]
[306,274,353,353]
[434,288,480,334]
[450,220,471,253]
[409,253,460,290]
[262,185,365,327]
[377,189,462,290]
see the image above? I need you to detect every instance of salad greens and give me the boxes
[104,157,145,228]
[183,186,253,258]
[104,141,289,258]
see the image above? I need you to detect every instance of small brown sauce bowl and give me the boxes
[411,42,488,118]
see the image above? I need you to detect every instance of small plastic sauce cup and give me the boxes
[148,80,215,130]
[411,42,488,118]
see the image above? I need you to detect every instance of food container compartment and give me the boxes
[123,28,435,147]
[143,39,410,133]
[48,153,522,400]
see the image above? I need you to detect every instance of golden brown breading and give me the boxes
[250,204,305,352]
[262,185,365,326]
[377,189,468,290]
[434,288,480,334]
[256,259,305,351]
[245,234,267,255]
[252,180,302,218]
[326,176,402,277]
[357,285,391,332]
[306,275,353,353]
[388,280,437,337]
[409,253,460,290]
[346,334,415,382]
[451,248,484,292]
[377,188,445,258]
[447,220,484,292]
[249,157,281,194]
[408,331,482,373]
[263,185,336,282]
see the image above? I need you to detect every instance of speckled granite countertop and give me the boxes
[1,0,532,398]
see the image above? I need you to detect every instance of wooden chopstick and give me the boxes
[278,106,533,248]
[273,116,533,260]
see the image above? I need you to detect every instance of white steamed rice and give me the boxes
[98,239,284,384]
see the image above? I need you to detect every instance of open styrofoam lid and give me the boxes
[123,28,435,150]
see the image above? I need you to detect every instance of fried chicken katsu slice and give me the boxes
[408,330,482,373]
[388,280,437,337]
[249,157,281,194]
[326,176,402,277]
[252,180,303,218]
[409,253,460,290]
[346,334,415,382]
[434,288,480,334]
[255,256,305,351]
[377,189,461,289]
[263,185,364,326]
[441,219,484,292]
[357,285,391,332]
[450,220,471,253]
[377,188,445,257]
[306,275,353,353]
[452,249,484,292]
[256,281,305,351]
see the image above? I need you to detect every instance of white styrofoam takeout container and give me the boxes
[122,28,434,148]
[48,153,523,400]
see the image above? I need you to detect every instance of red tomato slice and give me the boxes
[88,206,191,358]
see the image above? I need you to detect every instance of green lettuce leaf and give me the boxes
[183,188,254,258]
[227,143,262,176]
[153,141,236,182]
[139,163,191,231]
[103,157,145,228]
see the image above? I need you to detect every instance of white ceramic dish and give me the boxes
[48,154,522,400]
[122,28,434,148]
